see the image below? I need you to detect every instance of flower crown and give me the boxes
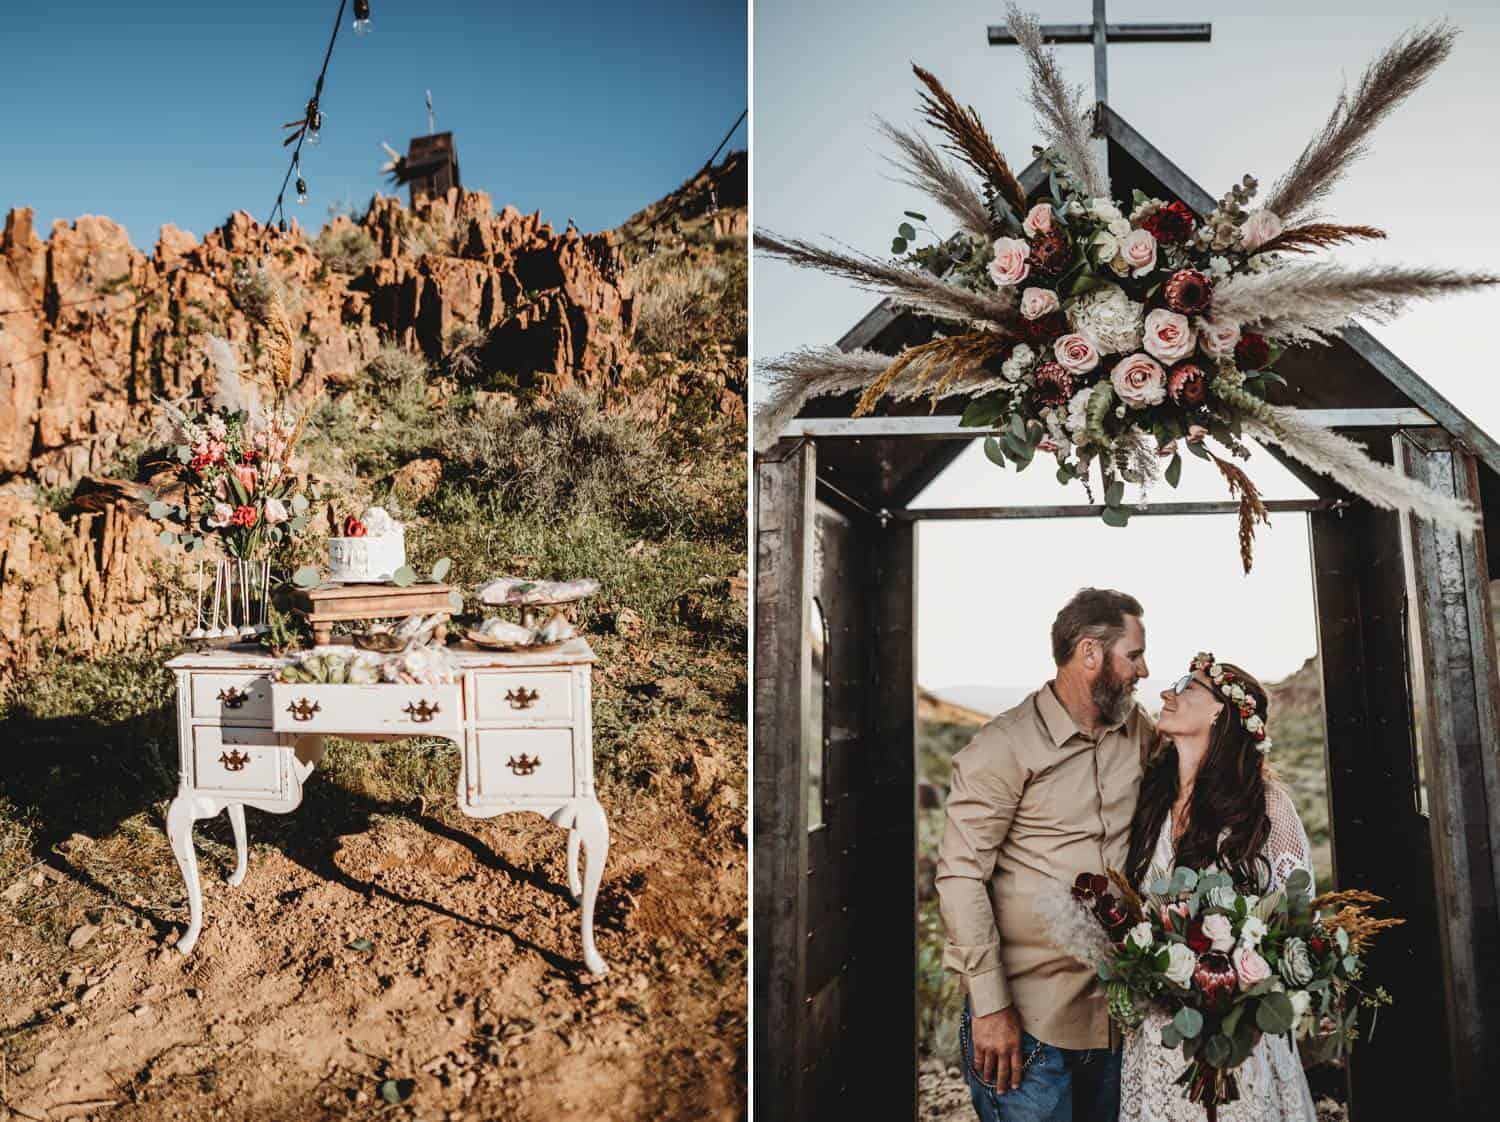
[1190,652,1272,753]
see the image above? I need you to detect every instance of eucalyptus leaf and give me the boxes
[898,222,916,240]
[1202,1034,1231,1068]
[1101,506,1130,528]
[891,237,908,255]
[1056,465,1074,485]
[1160,1022,1182,1049]
[983,437,1008,468]
[378,1079,414,1104]
[961,395,1009,428]
[1165,453,1182,488]
[1173,1006,1204,1039]
[904,210,928,221]
[392,565,417,587]
[1186,439,1211,461]
[148,500,171,520]
[1009,413,1028,441]
[1104,480,1125,508]
[1256,991,1296,1035]
[291,493,310,514]
[158,530,177,547]
[1221,1003,1245,1037]
[430,557,452,583]
[448,589,465,612]
[293,566,321,589]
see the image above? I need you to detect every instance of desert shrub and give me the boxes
[630,245,747,359]
[444,323,486,382]
[364,342,430,385]
[303,345,456,478]
[440,387,690,535]
[312,224,377,274]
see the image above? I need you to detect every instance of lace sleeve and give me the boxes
[1263,782,1315,893]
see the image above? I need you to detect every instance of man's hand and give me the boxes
[971,1006,1025,1092]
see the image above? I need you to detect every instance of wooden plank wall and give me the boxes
[1395,430,1500,1115]
[1308,503,1450,1119]
[753,441,815,1121]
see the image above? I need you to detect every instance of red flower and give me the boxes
[1186,919,1213,954]
[1235,332,1270,370]
[1072,872,1110,902]
[1309,934,1327,956]
[1094,893,1131,937]
[239,448,261,464]
[1142,200,1195,244]
[1163,269,1214,315]
[1020,310,1069,344]
[344,516,368,538]
[189,453,215,471]
[1192,951,1239,1013]
[1032,361,1075,406]
[1167,362,1207,406]
[230,504,258,528]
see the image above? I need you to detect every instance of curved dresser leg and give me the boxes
[226,803,248,887]
[566,826,583,902]
[167,793,204,954]
[575,799,609,975]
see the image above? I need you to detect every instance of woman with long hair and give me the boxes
[1117,655,1318,1122]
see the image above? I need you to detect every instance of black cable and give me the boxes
[615,107,748,250]
[268,0,349,229]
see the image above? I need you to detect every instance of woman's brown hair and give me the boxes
[1124,663,1274,892]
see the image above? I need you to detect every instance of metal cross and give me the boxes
[988,0,1211,107]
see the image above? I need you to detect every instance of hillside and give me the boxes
[0,173,748,1121]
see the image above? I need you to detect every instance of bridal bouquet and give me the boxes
[1051,869,1400,1120]
[757,6,1493,571]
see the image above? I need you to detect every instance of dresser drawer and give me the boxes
[472,728,575,800]
[190,673,275,724]
[270,683,463,733]
[473,670,574,724]
[192,726,285,797]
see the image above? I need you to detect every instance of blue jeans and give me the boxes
[959,999,1121,1122]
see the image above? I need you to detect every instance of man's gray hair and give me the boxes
[1051,588,1144,666]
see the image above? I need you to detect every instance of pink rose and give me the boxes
[1118,228,1158,277]
[208,502,234,528]
[232,463,259,496]
[1233,945,1272,990]
[1240,209,1284,252]
[1142,308,1197,363]
[1202,914,1235,952]
[1110,353,1167,409]
[1023,203,1054,236]
[1052,332,1100,375]
[263,497,289,525]
[988,237,1032,287]
[1197,315,1242,359]
[1020,287,1060,321]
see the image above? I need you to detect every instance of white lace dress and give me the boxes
[1119,784,1319,1122]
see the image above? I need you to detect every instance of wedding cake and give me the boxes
[327,507,406,583]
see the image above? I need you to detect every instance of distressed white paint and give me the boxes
[163,639,610,975]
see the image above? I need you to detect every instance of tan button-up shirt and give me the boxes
[935,683,1152,1049]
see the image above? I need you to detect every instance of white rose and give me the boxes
[1240,916,1268,947]
[1117,228,1158,278]
[1142,308,1197,363]
[1019,287,1060,321]
[1110,353,1167,409]
[1128,922,1154,950]
[989,237,1032,287]
[1197,315,1242,359]
[208,502,234,528]
[1065,388,1093,436]
[1023,203,1054,236]
[1053,332,1100,375]
[1107,216,1131,238]
[1202,914,1235,952]
[1240,208,1284,252]
[1000,343,1036,383]
[263,497,289,525]
[1087,197,1123,223]
[1164,943,1197,987]
[1092,230,1122,266]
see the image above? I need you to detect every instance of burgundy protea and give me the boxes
[1094,892,1132,940]
[1073,872,1110,902]
[1167,361,1208,405]
[1163,268,1214,315]
[1020,310,1069,344]
[1033,361,1075,406]
[1193,951,1239,1013]
[1142,199,1195,244]
[1028,229,1074,276]
[1234,331,1271,370]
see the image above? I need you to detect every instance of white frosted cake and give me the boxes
[327,507,406,583]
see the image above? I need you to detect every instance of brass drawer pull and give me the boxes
[403,699,441,723]
[217,686,250,709]
[506,687,540,710]
[219,749,251,772]
[287,698,322,722]
[507,753,540,776]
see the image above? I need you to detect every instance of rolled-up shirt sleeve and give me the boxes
[935,726,1023,1017]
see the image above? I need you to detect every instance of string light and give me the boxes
[295,157,309,205]
[353,0,372,35]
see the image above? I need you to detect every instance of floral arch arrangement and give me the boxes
[756,7,1496,571]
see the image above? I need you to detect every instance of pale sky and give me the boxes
[753,0,1500,695]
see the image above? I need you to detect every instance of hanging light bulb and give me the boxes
[295,160,308,205]
[352,0,372,34]
[278,218,288,234]
[304,99,324,147]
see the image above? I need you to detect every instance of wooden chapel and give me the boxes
[753,102,1500,1122]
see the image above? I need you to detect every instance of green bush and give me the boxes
[311,224,378,275]
[630,245,747,359]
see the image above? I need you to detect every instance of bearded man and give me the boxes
[937,588,1155,1122]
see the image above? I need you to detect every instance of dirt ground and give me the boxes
[0,655,747,1121]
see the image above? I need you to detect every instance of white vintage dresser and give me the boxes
[163,638,609,974]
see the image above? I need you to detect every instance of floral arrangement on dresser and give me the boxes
[756,8,1493,570]
[1049,868,1401,1119]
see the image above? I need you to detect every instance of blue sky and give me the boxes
[0,0,746,250]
